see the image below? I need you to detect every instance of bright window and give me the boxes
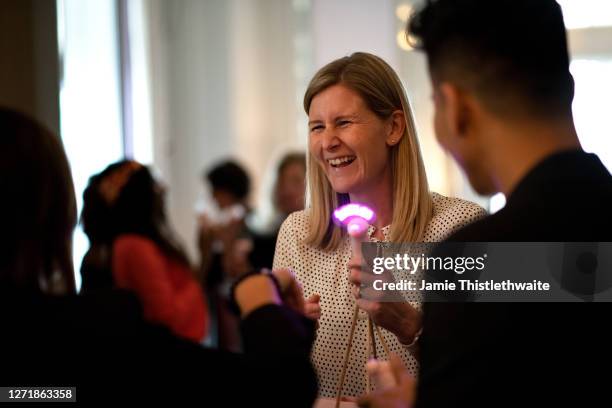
[571,59,612,173]
[57,0,124,290]
[557,0,612,29]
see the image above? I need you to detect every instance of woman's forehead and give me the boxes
[309,84,367,117]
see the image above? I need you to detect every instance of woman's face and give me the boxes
[308,84,394,196]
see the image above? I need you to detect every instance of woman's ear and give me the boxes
[385,110,406,146]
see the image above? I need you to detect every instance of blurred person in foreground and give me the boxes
[358,1,612,407]
[0,107,317,406]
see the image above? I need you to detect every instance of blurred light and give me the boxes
[489,193,506,213]
[397,30,413,51]
[395,4,413,23]
[557,0,612,29]
[570,59,612,173]
[333,203,375,224]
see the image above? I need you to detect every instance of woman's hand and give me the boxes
[348,256,421,345]
[304,294,321,320]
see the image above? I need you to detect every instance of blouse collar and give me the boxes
[367,224,391,242]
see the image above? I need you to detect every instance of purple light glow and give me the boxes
[333,203,375,224]
[347,222,365,235]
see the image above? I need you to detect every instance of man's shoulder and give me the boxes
[443,210,506,242]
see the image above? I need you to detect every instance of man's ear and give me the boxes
[437,82,470,138]
[385,110,406,146]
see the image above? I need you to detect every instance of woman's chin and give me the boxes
[328,180,355,195]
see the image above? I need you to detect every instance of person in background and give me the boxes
[197,159,253,350]
[198,160,252,287]
[200,155,307,350]
[87,160,208,343]
[358,0,612,406]
[248,151,307,269]
[0,107,317,406]
[79,165,119,293]
[273,152,307,225]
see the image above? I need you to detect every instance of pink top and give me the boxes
[113,234,208,342]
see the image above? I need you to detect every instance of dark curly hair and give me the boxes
[82,161,190,272]
[205,160,250,202]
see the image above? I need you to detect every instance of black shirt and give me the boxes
[417,150,612,407]
[0,288,317,405]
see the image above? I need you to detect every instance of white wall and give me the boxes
[146,0,308,261]
[144,0,485,261]
[312,0,398,69]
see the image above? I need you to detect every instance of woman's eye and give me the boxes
[338,120,351,127]
[310,125,323,132]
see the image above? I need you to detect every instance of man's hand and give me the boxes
[236,268,306,317]
[270,268,305,315]
[358,353,416,408]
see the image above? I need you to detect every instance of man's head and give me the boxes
[408,0,575,194]
[206,160,251,208]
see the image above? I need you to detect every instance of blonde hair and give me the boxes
[304,52,433,251]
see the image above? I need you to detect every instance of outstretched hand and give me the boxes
[358,353,416,408]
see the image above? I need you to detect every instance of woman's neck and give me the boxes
[349,176,394,232]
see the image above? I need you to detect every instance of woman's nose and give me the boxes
[321,128,340,151]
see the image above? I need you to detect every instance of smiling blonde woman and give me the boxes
[273,52,486,398]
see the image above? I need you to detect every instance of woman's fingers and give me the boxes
[304,294,321,319]
[352,284,361,299]
[307,293,320,303]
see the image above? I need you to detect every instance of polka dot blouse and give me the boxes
[273,192,487,398]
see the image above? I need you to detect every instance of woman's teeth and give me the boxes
[328,156,356,167]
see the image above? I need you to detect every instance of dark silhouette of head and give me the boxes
[84,160,189,267]
[205,160,251,208]
[407,0,577,195]
[81,161,126,246]
[408,0,574,120]
[0,108,77,293]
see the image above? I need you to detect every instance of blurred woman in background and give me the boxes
[80,164,119,293]
[84,160,208,343]
[249,151,307,268]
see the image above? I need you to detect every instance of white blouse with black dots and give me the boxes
[273,192,487,398]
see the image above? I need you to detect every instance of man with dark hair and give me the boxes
[359,1,612,407]
[206,160,251,207]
